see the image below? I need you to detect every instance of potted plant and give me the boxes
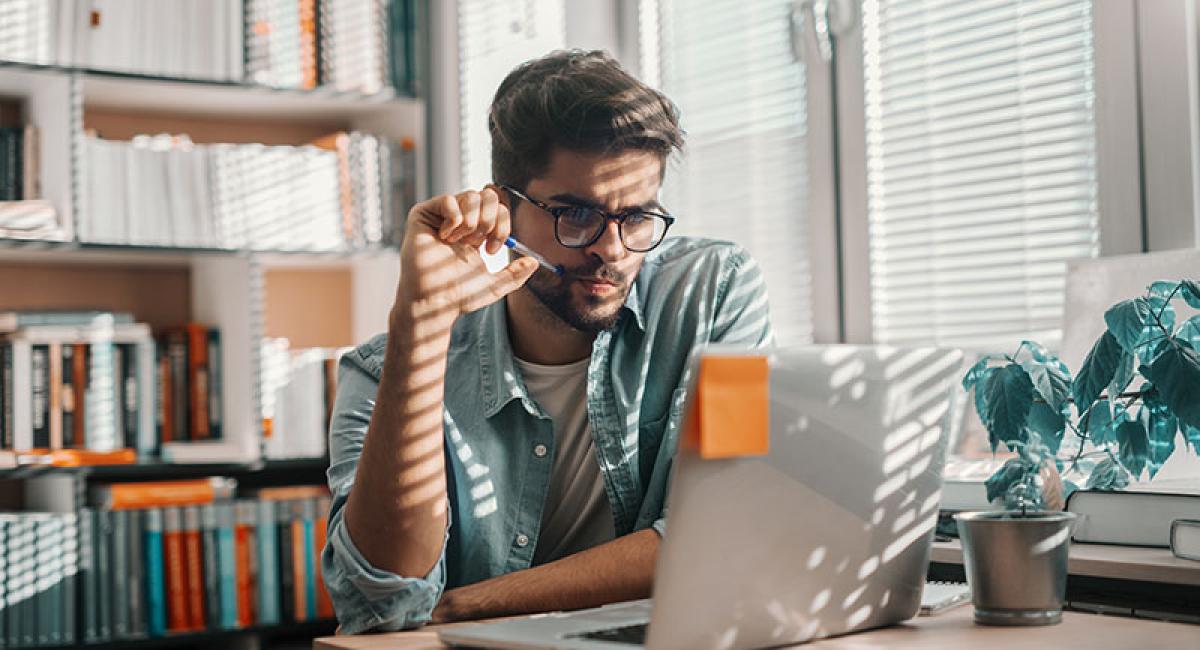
[955,279,1200,625]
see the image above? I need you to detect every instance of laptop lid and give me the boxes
[645,345,963,650]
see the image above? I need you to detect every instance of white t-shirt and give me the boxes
[514,355,616,565]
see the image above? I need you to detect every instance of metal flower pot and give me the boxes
[954,511,1078,626]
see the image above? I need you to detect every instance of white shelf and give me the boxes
[0,239,399,267]
[83,72,422,121]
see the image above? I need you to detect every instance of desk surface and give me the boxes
[313,607,1199,649]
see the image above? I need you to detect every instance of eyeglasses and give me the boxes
[500,185,675,253]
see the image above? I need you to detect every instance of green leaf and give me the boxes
[1086,401,1119,446]
[1149,280,1182,297]
[1145,343,1200,430]
[962,356,993,392]
[1105,298,1153,352]
[1176,315,1200,349]
[1085,457,1131,490]
[1185,424,1200,455]
[983,364,1034,452]
[1073,331,1123,412]
[985,459,1032,504]
[1026,403,1065,454]
[1182,280,1200,309]
[1146,295,1177,344]
[1143,398,1178,478]
[1116,419,1150,479]
[1108,348,1134,402]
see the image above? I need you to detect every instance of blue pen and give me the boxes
[504,237,564,275]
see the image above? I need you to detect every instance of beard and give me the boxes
[524,262,630,334]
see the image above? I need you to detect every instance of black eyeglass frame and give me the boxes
[499,184,676,253]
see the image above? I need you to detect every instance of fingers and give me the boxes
[439,188,510,252]
[492,256,539,296]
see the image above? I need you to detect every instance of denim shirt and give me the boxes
[322,237,774,634]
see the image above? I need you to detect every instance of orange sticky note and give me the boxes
[683,354,770,459]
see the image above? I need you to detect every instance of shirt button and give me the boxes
[533,444,548,458]
[516,534,530,548]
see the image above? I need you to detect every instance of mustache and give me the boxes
[560,263,626,284]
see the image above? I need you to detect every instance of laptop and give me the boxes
[439,345,965,650]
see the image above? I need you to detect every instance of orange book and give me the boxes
[163,508,190,632]
[314,495,333,619]
[185,324,211,440]
[253,485,330,501]
[158,349,172,443]
[90,477,235,510]
[234,501,256,627]
[182,506,207,630]
[72,343,88,447]
[299,0,318,89]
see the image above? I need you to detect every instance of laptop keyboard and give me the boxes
[572,622,649,645]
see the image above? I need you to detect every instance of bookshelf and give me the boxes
[0,1,429,646]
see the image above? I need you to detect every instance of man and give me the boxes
[323,49,773,634]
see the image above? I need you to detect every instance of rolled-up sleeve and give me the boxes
[321,349,451,634]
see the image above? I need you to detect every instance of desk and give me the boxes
[313,606,1199,649]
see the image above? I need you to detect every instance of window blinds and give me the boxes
[862,0,1101,350]
[646,0,814,343]
[457,0,565,188]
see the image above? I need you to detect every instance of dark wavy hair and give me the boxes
[488,49,685,190]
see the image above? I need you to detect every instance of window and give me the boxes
[457,0,566,188]
[860,0,1101,351]
[641,0,819,344]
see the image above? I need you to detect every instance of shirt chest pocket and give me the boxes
[637,387,689,476]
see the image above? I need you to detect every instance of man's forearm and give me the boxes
[343,305,456,578]
[433,528,661,623]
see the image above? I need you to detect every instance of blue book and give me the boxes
[256,500,280,625]
[143,509,167,637]
[301,500,317,621]
[217,504,238,630]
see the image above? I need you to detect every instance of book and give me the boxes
[201,504,221,629]
[1171,519,1200,561]
[95,509,113,641]
[256,499,280,625]
[1067,486,1200,547]
[89,477,237,510]
[144,508,167,637]
[234,500,258,627]
[127,509,147,639]
[163,507,189,633]
[919,581,972,615]
[80,508,99,642]
[111,509,130,638]
[278,499,295,621]
[183,506,207,630]
[61,512,79,645]
[217,503,239,630]
[314,495,333,619]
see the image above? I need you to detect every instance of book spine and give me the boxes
[217,503,238,629]
[314,495,333,619]
[122,343,139,450]
[182,506,206,630]
[16,517,34,648]
[112,344,126,450]
[208,328,222,440]
[62,513,79,646]
[127,510,146,638]
[300,499,316,621]
[163,507,188,633]
[235,501,255,628]
[256,499,279,625]
[144,509,167,637]
[95,509,112,641]
[86,339,116,451]
[136,338,157,456]
[48,341,63,450]
[31,344,49,448]
[11,341,31,451]
[4,518,19,648]
[157,342,171,443]
[72,343,88,448]
[80,509,98,643]
[61,343,75,448]
[0,519,7,646]
[111,509,129,638]
[169,333,188,442]
[201,504,221,629]
[278,500,294,621]
[37,516,60,646]
[188,326,210,440]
